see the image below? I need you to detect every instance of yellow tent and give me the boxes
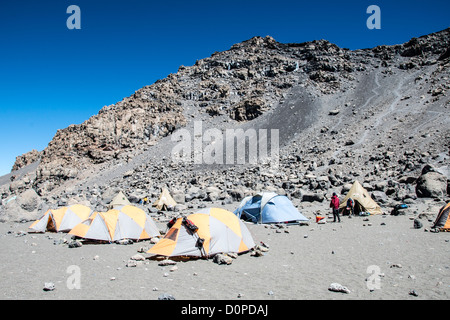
[152,188,177,210]
[339,180,383,215]
[29,204,93,233]
[108,191,131,209]
[69,205,160,242]
[147,207,255,258]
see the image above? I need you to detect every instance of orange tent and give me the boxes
[147,208,255,258]
[29,204,93,233]
[432,202,450,231]
[69,205,160,242]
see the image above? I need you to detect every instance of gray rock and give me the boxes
[302,192,324,202]
[43,282,55,291]
[328,283,350,294]
[68,240,83,248]
[413,219,423,229]
[416,171,447,198]
[213,254,233,265]
[371,191,389,204]
[17,189,41,212]
[158,259,177,266]
[158,293,176,300]
[130,254,146,261]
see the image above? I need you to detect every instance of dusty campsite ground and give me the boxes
[0,200,448,300]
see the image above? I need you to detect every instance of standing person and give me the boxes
[330,192,341,222]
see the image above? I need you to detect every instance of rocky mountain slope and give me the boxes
[1,28,449,222]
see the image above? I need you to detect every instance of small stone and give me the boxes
[150,237,160,244]
[137,246,149,253]
[329,109,340,115]
[117,239,133,245]
[213,254,233,265]
[409,290,419,297]
[130,254,146,261]
[43,282,55,291]
[68,240,82,248]
[126,260,141,267]
[158,293,175,300]
[15,231,27,237]
[250,250,264,257]
[227,252,238,259]
[328,283,350,294]
[158,259,177,266]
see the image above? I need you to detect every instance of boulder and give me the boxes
[0,189,43,222]
[416,172,447,198]
[302,192,324,203]
[16,188,41,212]
[371,191,389,204]
[171,191,186,204]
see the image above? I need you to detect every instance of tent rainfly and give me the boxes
[339,180,382,215]
[147,207,255,258]
[69,205,160,242]
[29,204,93,233]
[152,188,177,210]
[234,192,309,224]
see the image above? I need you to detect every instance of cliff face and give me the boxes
[2,28,449,218]
[32,35,370,192]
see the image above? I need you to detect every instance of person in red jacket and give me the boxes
[330,192,341,222]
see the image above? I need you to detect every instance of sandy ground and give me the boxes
[0,200,448,301]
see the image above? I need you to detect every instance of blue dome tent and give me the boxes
[234,192,308,224]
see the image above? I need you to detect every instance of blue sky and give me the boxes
[0,0,449,176]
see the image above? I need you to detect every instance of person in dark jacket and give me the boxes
[330,192,340,222]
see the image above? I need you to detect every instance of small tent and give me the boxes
[339,181,382,215]
[108,191,131,209]
[234,192,308,224]
[152,188,177,210]
[29,204,93,233]
[431,202,450,231]
[69,205,160,242]
[147,208,255,258]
